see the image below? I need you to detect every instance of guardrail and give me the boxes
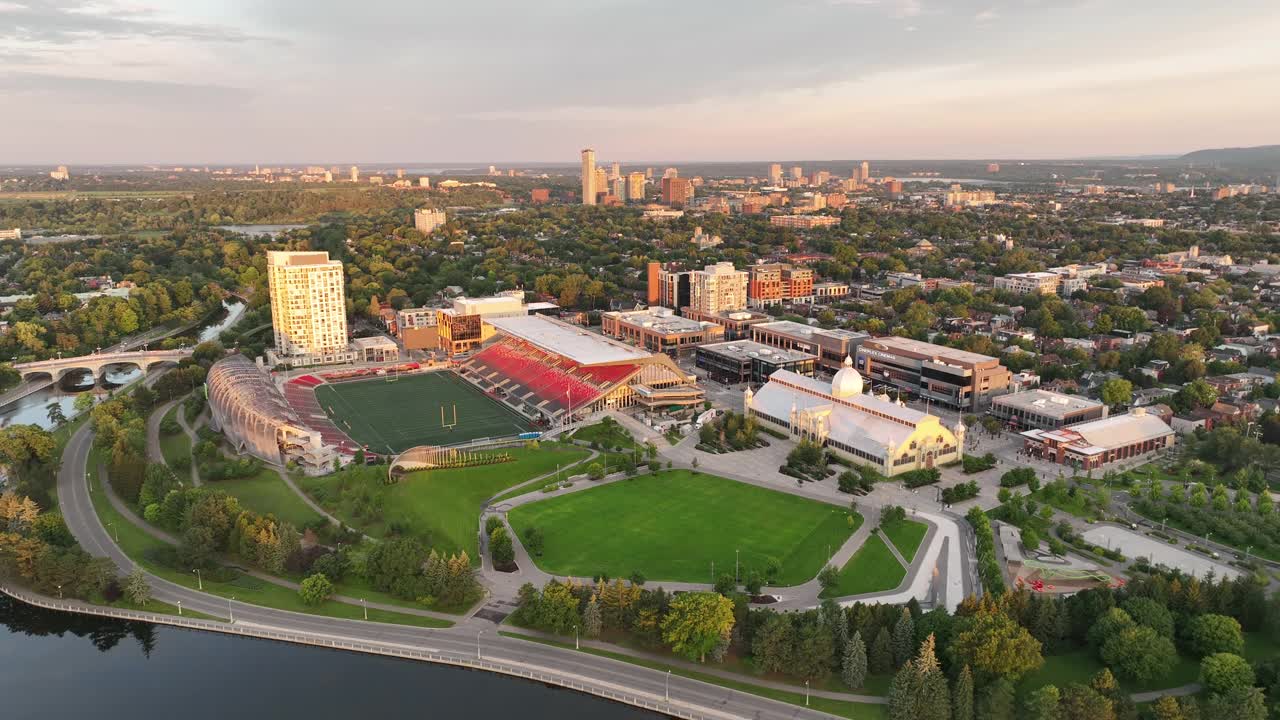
[0,584,730,720]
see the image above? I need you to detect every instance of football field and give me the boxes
[313,371,535,454]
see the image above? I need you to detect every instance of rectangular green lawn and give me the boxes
[210,468,324,529]
[508,471,857,586]
[314,371,534,453]
[302,446,590,560]
[880,519,928,564]
[158,405,191,469]
[820,534,905,598]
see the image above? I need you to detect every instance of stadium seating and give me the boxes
[464,340,605,413]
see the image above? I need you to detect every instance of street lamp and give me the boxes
[805,680,810,707]
[575,624,580,650]
[193,568,202,590]
[361,598,368,621]
[56,584,62,599]
[107,522,118,542]
[476,630,484,660]
[177,601,182,616]
[665,670,671,703]
[228,596,235,623]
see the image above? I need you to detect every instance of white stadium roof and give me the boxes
[486,315,654,365]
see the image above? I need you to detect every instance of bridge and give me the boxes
[13,348,194,384]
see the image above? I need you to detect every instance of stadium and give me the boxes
[242,314,707,464]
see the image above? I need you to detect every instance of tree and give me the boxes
[818,565,839,593]
[587,462,605,480]
[1178,378,1218,411]
[870,627,894,674]
[660,591,734,663]
[842,632,868,689]
[124,566,151,606]
[1185,614,1244,657]
[1088,607,1135,647]
[582,596,603,638]
[888,635,948,720]
[1058,683,1114,720]
[1100,626,1176,683]
[522,526,544,557]
[892,607,915,668]
[1121,597,1174,638]
[1200,652,1254,695]
[298,573,333,606]
[952,665,974,720]
[1100,378,1134,408]
[976,678,1016,720]
[1150,696,1188,720]
[489,526,514,567]
[1203,687,1266,720]
[45,402,66,428]
[752,613,796,674]
[948,609,1043,682]
[74,392,96,415]
[1023,684,1060,720]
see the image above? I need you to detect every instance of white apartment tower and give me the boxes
[581,148,597,205]
[413,208,447,234]
[267,251,348,360]
[350,166,360,182]
[689,262,749,315]
[769,163,782,185]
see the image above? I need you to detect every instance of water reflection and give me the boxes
[0,596,156,655]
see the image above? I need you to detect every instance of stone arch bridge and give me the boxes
[14,349,194,384]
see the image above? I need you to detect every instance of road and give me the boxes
[55,421,848,720]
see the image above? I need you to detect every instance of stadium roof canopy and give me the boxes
[486,315,653,365]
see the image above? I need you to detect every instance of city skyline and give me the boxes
[2,0,1279,164]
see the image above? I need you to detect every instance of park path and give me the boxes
[145,395,203,486]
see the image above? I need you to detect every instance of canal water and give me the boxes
[0,596,655,720]
[0,299,245,430]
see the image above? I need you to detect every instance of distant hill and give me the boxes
[1179,145,1280,169]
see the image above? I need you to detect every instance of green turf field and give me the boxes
[819,533,905,599]
[508,471,858,585]
[314,371,535,453]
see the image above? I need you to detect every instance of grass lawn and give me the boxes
[571,419,637,449]
[820,534,905,599]
[301,445,590,560]
[879,519,927,563]
[314,371,534,454]
[158,404,192,469]
[508,470,857,586]
[1018,646,1201,697]
[104,596,222,621]
[207,467,324,529]
[499,631,888,720]
[489,452,598,505]
[85,448,451,628]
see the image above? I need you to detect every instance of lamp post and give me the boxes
[805,680,810,707]
[476,630,483,660]
[665,670,671,703]
[575,625,580,650]
[107,522,118,542]
[177,601,182,616]
[735,549,739,584]
[361,598,368,621]
[193,568,202,590]
[228,596,234,623]
[56,584,62,599]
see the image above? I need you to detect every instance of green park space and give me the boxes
[499,631,889,720]
[209,467,324,529]
[158,405,192,469]
[314,371,535,454]
[879,518,928,563]
[507,470,857,585]
[820,534,905,599]
[570,418,637,449]
[301,445,590,560]
[85,448,452,628]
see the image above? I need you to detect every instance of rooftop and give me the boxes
[606,308,710,335]
[699,340,816,364]
[756,320,870,342]
[861,335,999,365]
[992,389,1104,417]
[1021,409,1173,455]
[487,315,654,365]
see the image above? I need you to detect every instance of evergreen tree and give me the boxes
[124,566,151,606]
[582,596,602,638]
[892,607,915,668]
[1023,684,1060,720]
[842,631,868,690]
[870,626,894,674]
[976,678,1016,720]
[952,665,974,720]
[915,635,950,720]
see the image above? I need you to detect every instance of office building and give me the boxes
[768,163,783,185]
[990,389,1108,430]
[859,161,870,182]
[349,166,359,182]
[746,357,963,476]
[696,340,816,384]
[610,176,626,200]
[530,188,551,204]
[600,307,725,357]
[627,172,646,201]
[394,307,439,351]
[855,336,1011,411]
[1020,408,1174,470]
[413,208,447,234]
[581,148,596,205]
[661,177,694,207]
[266,251,350,367]
[682,308,771,340]
[688,262,748,314]
[813,282,851,301]
[751,321,869,372]
[769,215,840,229]
[50,166,70,181]
[610,161,621,180]
[944,189,998,208]
[790,166,804,180]
[436,292,531,356]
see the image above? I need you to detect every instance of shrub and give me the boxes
[962,453,997,474]
[900,468,941,488]
[1000,467,1037,488]
[941,480,979,504]
[298,573,334,606]
[1200,653,1255,695]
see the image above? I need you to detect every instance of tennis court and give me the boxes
[313,371,535,454]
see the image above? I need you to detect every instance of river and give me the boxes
[0,596,655,720]
[0,299,245,430]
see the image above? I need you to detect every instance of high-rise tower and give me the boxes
[581,148,597,205]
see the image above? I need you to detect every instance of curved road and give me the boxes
[57,422,848,720]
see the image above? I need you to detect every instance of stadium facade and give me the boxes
[458,315,705,425]
[207,355,340,474]
[746,356,964,477]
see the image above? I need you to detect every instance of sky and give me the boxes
[2,0,1278,164]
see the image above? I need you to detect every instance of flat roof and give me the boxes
[351,335,398,349]
[1021,410,1172,454]
[755,320,870,343]
[861,336,998,365]
[699,340,816,364]
[992,389,1103,417]
[608,308,708,335]
[487,315,653,365]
